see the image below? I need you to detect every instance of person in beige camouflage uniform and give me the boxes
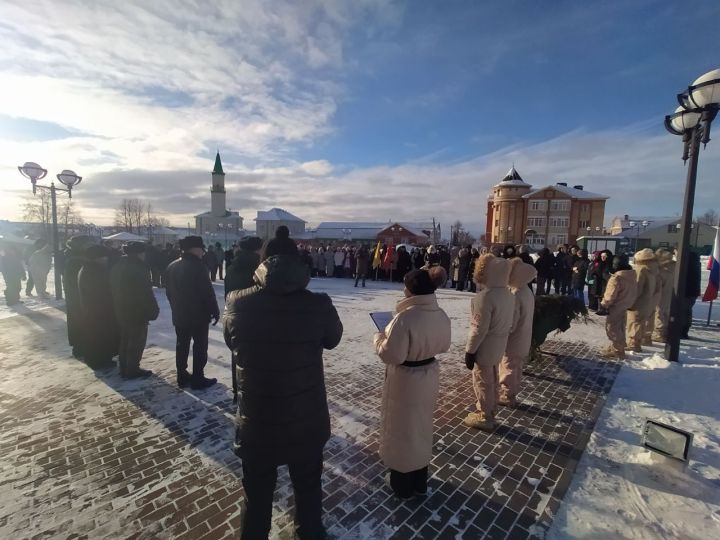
[652,249,675,343]
[626,249,656,353]
[600,255,638,360]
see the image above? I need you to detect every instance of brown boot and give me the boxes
[642,336,653,346]
[601,346,625,360]
[631,345,643,353]
[463,411,496,432]
[497,393,517,408]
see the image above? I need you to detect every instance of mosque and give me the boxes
[194,152,243,244]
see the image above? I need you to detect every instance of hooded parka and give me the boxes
[224,250,260,297]
[373,293,451,473]
[627,249,656,350]
[601,265,638,356]
[224,255,343,463]
[465,256,515,365]
[653,251,675,342]
[499,259,537,401]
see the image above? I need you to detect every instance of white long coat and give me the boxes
[373,294,451,473]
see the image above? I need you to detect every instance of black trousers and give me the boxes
[240,453,324,540]
[354,271,366,287]
[390,466,428,498]
[119,324,148,375]
[175,324,209,379]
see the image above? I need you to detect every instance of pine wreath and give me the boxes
[530,295,588,361]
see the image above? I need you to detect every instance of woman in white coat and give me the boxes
[373,269,451,499]
[28,242,53,297]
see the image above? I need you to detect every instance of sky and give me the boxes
[1,0,719,235]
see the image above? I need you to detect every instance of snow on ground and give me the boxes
[1,265,719,539]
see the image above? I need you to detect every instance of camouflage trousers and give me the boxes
[653,304,670,342]
[499,354,524,399]
[627,309,653,349]
[606,307,627,355]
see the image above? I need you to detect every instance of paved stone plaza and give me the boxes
[0,283,622,540]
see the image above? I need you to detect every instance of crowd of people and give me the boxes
[0,227,706,540]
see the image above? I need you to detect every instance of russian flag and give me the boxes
[703,226,720,302]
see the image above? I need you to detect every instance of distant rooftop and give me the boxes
[522,184,608,200]
[255,208,306,222]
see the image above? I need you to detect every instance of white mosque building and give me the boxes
[194,152,243,245]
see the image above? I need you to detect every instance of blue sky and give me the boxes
[1,0,719,233]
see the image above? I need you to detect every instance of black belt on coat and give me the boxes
[400,357,436,367]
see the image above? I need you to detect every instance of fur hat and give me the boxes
[634,248,656,263]
[85,245,112,260]
[179,236,205,251]
[404,269,436,295]
[427,266,448,288]
[262,226,297,259]
[66,235,99,252]
[655,248,674,264]
[123,241,146,255]
[239,236,263,252]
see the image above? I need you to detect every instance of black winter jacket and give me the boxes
[223,255,343,463]
[534,250,556,278]
[110,256,160,326]
[78,260,120,360]
[224,250,260,297]
[166,253,220,328]
[571,258,589,289]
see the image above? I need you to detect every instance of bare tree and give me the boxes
[22,191,52,238]
[697,209,719,226]
[59,199,85,242]
[450,220,475,246]
[115,198,146,233]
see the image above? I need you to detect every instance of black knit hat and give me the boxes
[85,245,112,260]
[262,226,297,259]
[179,235,205,251]
[239,236,263,252]
[404,269,437,295]
[123,241,146,255]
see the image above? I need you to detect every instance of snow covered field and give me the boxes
[1,267,718,539]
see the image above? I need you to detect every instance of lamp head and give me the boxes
[57,170,82,198]
[18,162,48,194]
[665,106,701,136]
[687,68,720,109]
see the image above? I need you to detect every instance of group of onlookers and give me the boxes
[0,239,53,305]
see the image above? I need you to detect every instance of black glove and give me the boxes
[464,352,475,370]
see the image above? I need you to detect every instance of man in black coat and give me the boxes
[63,235,98,359]
[224,226,343,540]
[110,242,160,379]
[166,236,220,389]
[78,245,120,370]
[224,236,262,298]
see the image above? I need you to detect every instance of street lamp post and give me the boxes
[663,68,720,362]
[17,162,82,300]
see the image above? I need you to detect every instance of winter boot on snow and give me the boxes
[601,346,625,360]
[191,376,217,390]
[463,411,496,432]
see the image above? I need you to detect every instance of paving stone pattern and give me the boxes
[0,314,620,539]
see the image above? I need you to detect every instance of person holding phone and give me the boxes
[373,269,451,499]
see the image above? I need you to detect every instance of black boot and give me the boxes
[177,370,192,388]
[124,368,153,380]
[191,376,217,390]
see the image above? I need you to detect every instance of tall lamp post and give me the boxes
[17,162,82,300]
[628,220,650,251]
[663,68,719,362]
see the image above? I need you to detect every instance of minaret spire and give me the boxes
[213,151,225,175]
